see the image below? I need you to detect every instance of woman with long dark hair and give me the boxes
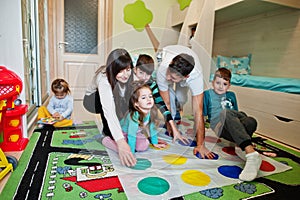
[83,48,136,166]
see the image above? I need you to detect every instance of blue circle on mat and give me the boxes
[196,152,219,160]
[178,139,197,147]
[218,165,242,179]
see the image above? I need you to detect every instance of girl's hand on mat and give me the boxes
[117,138,137,167]
[158,138,168,145]
[193,145,215,159]
[153,143,167,149]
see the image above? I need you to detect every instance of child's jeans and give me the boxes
[168,85,188,119]
[218,109,257,151]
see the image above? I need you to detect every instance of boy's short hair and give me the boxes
[214,67,232,82]
[169,53,195,77]
[136,54,154,75]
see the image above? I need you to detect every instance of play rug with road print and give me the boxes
[0,120,299,200]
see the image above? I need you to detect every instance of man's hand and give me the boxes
[193,144,215,159]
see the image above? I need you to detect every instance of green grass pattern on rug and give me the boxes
[51,128,105,151]
[0,132,40,198]
[40,152,127,200]
[265,157,300,185]
[265,140,300,157]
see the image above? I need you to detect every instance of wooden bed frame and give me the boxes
[230,85,300,148]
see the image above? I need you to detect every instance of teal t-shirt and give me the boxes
[121,111,158,153]
[203,89,238,129]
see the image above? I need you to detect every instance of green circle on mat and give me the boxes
[130,158,152,170]
[138,177,170,195]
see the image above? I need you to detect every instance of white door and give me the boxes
[55,0,112,120]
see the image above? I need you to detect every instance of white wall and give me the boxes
[0,0,28,137]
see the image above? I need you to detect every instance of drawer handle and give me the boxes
[274,115,293,122]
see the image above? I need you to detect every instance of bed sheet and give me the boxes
[230,74,300,94]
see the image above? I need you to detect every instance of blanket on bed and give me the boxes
[231,74,300,94]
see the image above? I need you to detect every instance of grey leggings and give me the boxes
[219,109,257,150]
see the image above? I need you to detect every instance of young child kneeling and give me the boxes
[102,81,167,153]
[203,68,262,181]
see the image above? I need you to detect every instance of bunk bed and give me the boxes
[211,54,300,148]
[212,0,300,148]
[166,0,300,148]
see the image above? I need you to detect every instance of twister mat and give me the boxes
[107,119,292,200]
[1,120,299,200]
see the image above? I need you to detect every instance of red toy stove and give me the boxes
[0,66,28,151]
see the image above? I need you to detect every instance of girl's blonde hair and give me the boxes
[51,78,71,95]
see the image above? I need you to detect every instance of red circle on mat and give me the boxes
[205,136,221,143]
[178,121,191,126]
[222,147,237,156]
[186,128,194,135]
[260,160,276,172]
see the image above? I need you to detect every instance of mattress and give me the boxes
[230,74,300,94]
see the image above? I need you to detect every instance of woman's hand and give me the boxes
[116,138,137,167]
[193,144,215,159]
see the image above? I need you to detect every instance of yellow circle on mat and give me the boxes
[181,170,211,186]
[163,154,187,165]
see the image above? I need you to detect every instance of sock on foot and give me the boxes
[239,151,262,181]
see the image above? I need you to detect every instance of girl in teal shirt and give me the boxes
[102,81,167,153]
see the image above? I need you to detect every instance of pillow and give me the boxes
[216,54,252,75]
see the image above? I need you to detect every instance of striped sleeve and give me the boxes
[148,79,173,122]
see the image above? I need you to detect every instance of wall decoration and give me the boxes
[178,0,192,10]
[123,0,153,32]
